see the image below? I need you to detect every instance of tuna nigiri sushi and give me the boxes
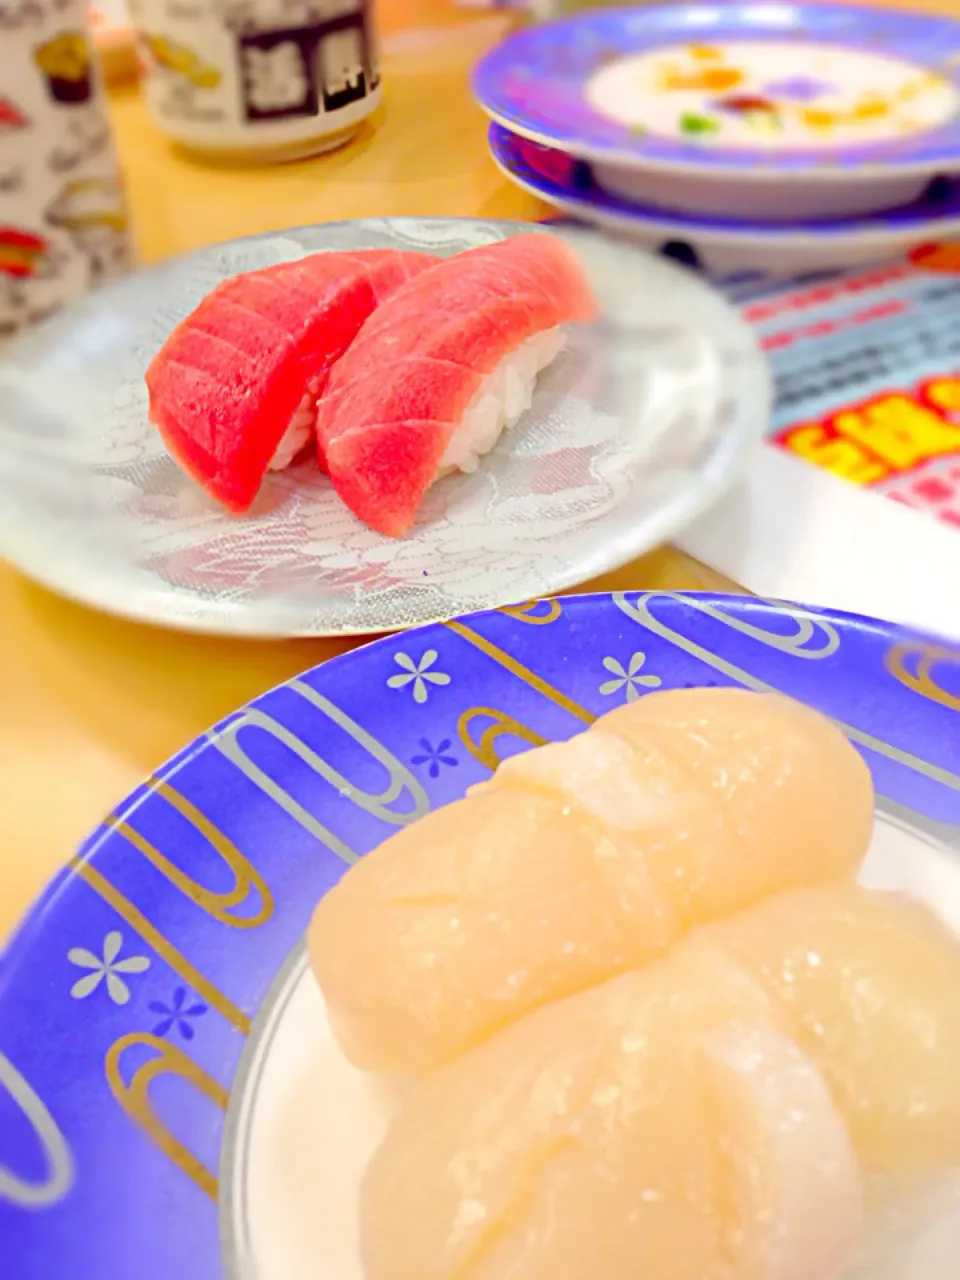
[359,947,864,1280]
[308,689,873,1073]
[146,248,437,512]
[315,233,597,537]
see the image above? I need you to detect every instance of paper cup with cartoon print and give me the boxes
[130,0,382,161]
[0,0,133,341]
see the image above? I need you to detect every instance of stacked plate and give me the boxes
[475,2,960,278]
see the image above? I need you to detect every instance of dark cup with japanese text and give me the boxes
[129,0,381,163]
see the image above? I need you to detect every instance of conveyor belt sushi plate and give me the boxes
[2,592,960,1279]
[0,217,767,637]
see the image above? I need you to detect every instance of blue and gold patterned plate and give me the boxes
[474,3,960,177]
[2,592,960,1280]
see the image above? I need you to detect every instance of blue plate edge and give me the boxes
[472,1,960,175]
[0,588,949,992]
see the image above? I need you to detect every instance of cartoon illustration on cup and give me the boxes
[48,108,111,173]
[0,226,65,338]
[0,97,30,133]
[143,34,222,88]
[45,177,131,284]
[0,166,25,195]
[33,31,94,105]
[139,32,223,122]
[0,227,52,282]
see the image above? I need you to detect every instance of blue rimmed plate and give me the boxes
[491,123,960,279]
[475,3,960,218]
[2,591,960,1279]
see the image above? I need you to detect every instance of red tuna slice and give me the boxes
[316,233,597,537]
[264,249,433,310]
[304,250,443,473]
[337,250,437,304]
[146,249,438,513]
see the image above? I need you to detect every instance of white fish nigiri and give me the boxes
[309,689,873,1072]
[360,951,863,1280]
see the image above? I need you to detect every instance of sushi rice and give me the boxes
[437,326,565,476]
[269,385,321,472]
[270,326,567,478]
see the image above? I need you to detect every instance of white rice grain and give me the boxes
[437,326,565,476]
[269,386,319,472]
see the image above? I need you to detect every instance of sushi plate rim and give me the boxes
[2,589,960,1280]
[472,1,960,180]
[488,124,960,249]
[0,217,771,639]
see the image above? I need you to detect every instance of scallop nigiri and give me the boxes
[360,949,863,1280]
[690,883,960,1173]
[359,885,960,1280]
[308,689,873,1072]
[146,248,438,512]
[492,687,875,926]
[314,233,597,536]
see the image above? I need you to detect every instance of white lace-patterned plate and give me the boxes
[0,218,768,637]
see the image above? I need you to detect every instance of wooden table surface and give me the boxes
[0,0,746,943]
